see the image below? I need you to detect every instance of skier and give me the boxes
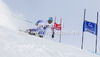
[26,17,54,38]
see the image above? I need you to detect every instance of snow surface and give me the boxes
[0,0,16,30]
[0,26,100,57]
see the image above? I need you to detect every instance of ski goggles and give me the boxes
[48,20,52,23]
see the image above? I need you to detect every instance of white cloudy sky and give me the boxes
[2,0,100,53]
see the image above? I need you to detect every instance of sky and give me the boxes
[2,0,100,53]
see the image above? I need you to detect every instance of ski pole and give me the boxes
[11,15,34,24]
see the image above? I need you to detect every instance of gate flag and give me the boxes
[83,20,98,35]
[54,22,61,31]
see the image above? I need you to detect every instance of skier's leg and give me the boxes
[38,31,43,38]
[38,30,46,38]
[27,27,39,35]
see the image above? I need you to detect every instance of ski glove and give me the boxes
[44,25,49,29]
[35,23,38,26]
[52,34,54,38]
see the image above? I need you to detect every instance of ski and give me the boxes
[19,29,43,38]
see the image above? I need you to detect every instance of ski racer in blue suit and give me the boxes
[27,17,54,38]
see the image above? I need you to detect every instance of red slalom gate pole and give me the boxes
[59,18,62,43]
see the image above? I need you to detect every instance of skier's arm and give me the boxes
[36,20,43,26]
[51,26,54,38]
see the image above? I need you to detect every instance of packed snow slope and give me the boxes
[0,0,16,30]
[0,26,99,57]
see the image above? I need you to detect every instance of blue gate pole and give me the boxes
[81,9,86,49]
